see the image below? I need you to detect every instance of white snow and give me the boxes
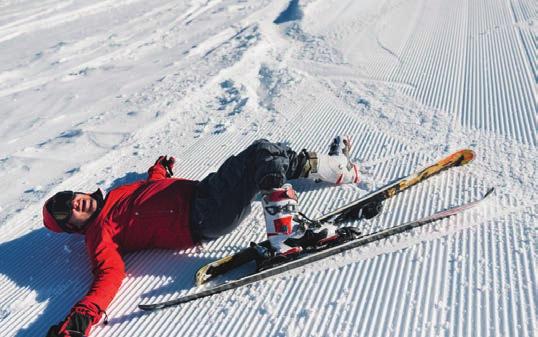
[0,0,536,336]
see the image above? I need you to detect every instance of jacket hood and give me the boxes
[42,203,64,233]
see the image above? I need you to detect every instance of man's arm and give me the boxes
[82,234,126,318]
[47,230,125,337]
[147,156,175,181]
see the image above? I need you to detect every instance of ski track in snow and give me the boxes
[0,0,536,336]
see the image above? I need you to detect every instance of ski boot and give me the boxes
[261,183,303,257]
[302,136,360,185]
[261,184,343,257]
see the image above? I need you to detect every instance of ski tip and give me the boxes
[483,187,495,198]
[438,149,475,167]
[139,303,159,311]
[195,265,210,286]
[455,149,475,165]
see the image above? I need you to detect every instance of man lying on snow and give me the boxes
[43,137,360,337]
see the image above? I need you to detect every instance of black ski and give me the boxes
[139,188,493,311]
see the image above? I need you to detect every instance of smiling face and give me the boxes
[68,193,97,229]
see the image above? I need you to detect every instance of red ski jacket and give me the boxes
[46,162,198,327]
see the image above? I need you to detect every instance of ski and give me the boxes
[138,188,493,311]
[194,149,475,285]
[320,149,475,223]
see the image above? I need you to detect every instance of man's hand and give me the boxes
[154,155,175,177]
[46,305,94,337]
[46,324,86,337]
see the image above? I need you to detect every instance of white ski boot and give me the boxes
[262,184,303,256]
[303,136,360,185]
[262,184,341,256]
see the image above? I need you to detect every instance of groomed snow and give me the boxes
[0,0,536,336]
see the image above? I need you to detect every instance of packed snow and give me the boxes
[0,0,536,337]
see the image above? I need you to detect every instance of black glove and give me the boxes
[46,309,92,337]
[46,324,86,337]
[46,325,63,337]
[154,155,175,177]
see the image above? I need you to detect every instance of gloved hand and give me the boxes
[154,155,175,177]
[46,324,86,337]
[46,305,94,337]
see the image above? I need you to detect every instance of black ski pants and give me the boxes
[189,139,306,241]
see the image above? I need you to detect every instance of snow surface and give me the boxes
[0,0,536,336]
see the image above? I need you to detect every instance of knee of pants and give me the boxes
[248,139,289,179]
[248,139,273,153]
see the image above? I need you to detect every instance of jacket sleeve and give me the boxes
[76,226,126,327]
[147,161,168,181]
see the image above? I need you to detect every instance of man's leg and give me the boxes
[189,139,307,241]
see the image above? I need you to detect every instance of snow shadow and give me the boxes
[136,255,255,299]
[109,252,215,324]
[115,254,258,322]
[106,171,147,191]
[0,228,216,334]
[0,229,91,337]
[274,0,303,24]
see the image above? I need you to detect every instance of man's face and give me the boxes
[68,193,97,229]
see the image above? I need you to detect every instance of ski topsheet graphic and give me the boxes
[193,149,475,286]
[139,188,493,311]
